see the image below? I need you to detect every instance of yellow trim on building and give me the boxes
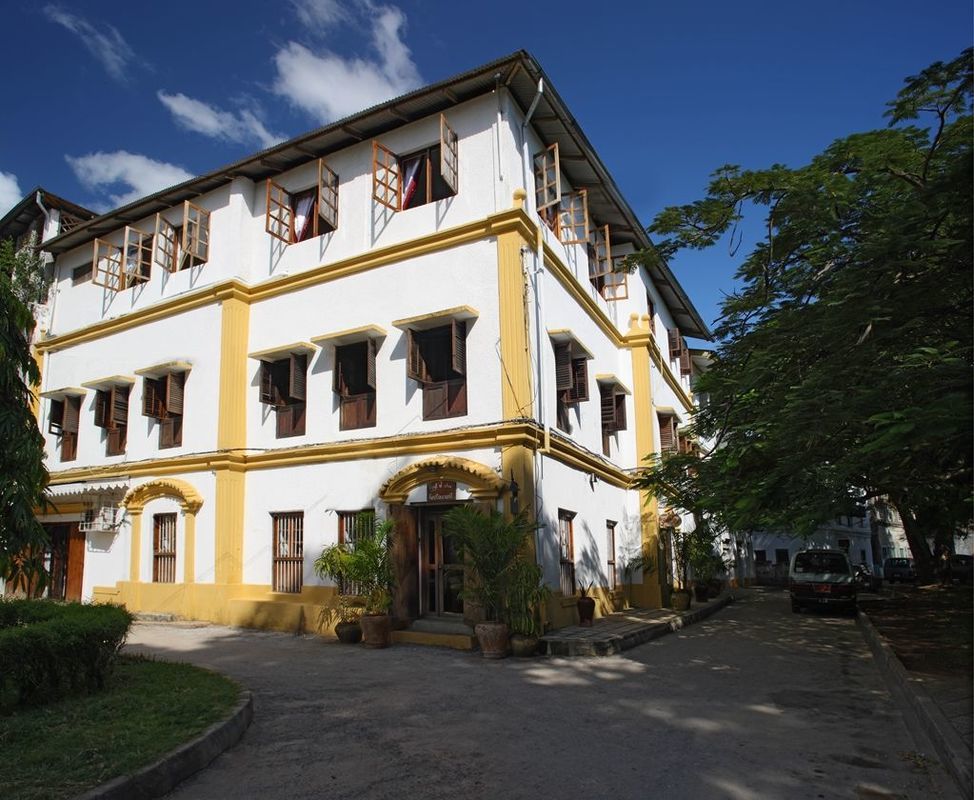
[217,296,250,451]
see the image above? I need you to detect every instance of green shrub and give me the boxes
[0,600,133,711]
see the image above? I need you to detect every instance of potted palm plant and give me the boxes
[505,559,550,657]
[576,581,596,626]
[315,516,394,648]
[443,506,534,659]
[313,541,362,644]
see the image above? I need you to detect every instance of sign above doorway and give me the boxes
[427,480,456,503]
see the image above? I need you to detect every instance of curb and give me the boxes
[857,611,972,800]
[72,690,254,800]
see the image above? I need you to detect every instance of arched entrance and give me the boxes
[379,457,507,624]
[121,478,203,584]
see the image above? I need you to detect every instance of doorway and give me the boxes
[45,523,85,602]
[418,507,463,617]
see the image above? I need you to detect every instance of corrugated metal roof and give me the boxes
[40,50,710,339]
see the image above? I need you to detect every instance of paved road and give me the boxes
[128,589,958,800]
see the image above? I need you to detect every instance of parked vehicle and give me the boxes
[883,557,916,583]
[789,550,857,614]
[949,554,973,584]
[853,563,882,592]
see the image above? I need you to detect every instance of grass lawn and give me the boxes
[0,655,240,800]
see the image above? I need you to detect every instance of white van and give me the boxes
[789,549,857,615]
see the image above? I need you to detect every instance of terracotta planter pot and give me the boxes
[334,621,362,644]
[577,596,596,626]
[360,614,392,648]
[510,634,539,657]
[671,590,692,611]
[475,621,510,659]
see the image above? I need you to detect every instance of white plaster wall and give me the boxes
[40,304,222,470]
[535,456,642,591]
[81,526,128,602]
[246,240,501,447]
[241,448,502,588]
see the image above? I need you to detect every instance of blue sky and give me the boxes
[1,0,969,335]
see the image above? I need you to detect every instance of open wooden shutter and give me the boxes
[266,179,294,243]
[317,159,339,231]
[182,201,210,266]
[590,225,611,279]
[142,377,164,418]
[154,214,178,273]
[165,372,184,415]
[111,385,129,429]
[259,361,276,404]
[600,385,617,433]
[49,399,65,435]
[159,415,180,448]
[107,426,126,455]
[63,396,80,434]
[406,329,425,382]
[668,329,682,360]
[558,189,589,245]
[372,141,401,211]
[614,393,627,431]
[451,319,466,376]
[92,239,123,291]
[554,342,573,391]
[94,390,110,428]
[366,338,377,391]
[533,142,560,212]
[123,227,152,284]
[333,349,345,396]
[680,341,692,376]
[658,414,676,452]
[289,353,307,402]
[439,114,459,194]
[568,358,589,403]
[603,255,629,301]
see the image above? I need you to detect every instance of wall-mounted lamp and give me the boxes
[509,471,520,515]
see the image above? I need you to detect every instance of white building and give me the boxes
[27,52,710,637]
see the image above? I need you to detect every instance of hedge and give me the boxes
[0,600,133,710]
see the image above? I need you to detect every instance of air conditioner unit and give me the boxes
[79,506,118,532]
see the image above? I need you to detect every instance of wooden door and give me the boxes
[65,524,85,601]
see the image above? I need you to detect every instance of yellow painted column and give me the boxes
[183,510,196,584]
[128,510,143,582]
[497,189,534,421]
[215,292,250,585]
[626,313,663,608]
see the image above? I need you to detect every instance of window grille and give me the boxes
[559,510,576,596]
[153,513,177,583]
[273,512,304,593]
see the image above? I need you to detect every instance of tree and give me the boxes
[633,50,972,581]
[0,237,50,591]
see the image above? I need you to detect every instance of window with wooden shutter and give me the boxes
[159,414,183,449]
[112,385,129,430]
[336,340,377,430]
[265,178,293,243]
[451,319,466,376]
[142,378,163,418]
[558,509,576,597]
[658,413,677,453]
[122,227,152,285]
[276,402,306,438]
[439,114,458,194]
[646,290,656,324]
[603,256,629,301]
[289,353,307,402]
[318,159,339,232]
[600,384,617,433]
[587,225,612,296]
[366,337,377,391]
[554,342,573,391]
[372,140,401,211]
[558,189,589,245]
[154,214,178,273]
[259,361,277,405]
[106,425,127,456]
[92,238,123,291]
[406,328,426,383]
[565,357,589,404]
[61,396,80,462]
[680,340,692,376]
[410,322,468,421]
[49,399,65,436]
[165,372,185,415]
[668,328,682,361]
[534,142,560,213]
[94,390,110,429]
[182,201,210,267]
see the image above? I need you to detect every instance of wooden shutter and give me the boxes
[142,377,160,418]
[600,385,617,433]
[94,390,110,428]
[317,159,339,231]
[568,358,589,403]
[111,385,129,429]
[603,256,629,301]
[92,238,123,291]
[590,225,611,279]
[422,380,449,419]
[668,329,682,360]
[276,403,306,437]
[333,348,345,396]
[366,338,377,391]
[372,140,401,211]
[558,189,589,245]
[554,342,573,391]
[658,414,676,452]
[63,396,80,434]
[289,353,307,402]
[49,399,65,435]
[165,372,185,415]
[451,319,466,376]
[259,361,276,404]
[680,341,692,376]
[614,393,627,431]
[123,227,152,284]
[265,179,294,243]
[154,214,178,273]
[407,329,426,382]
[182,201,210,265]
[106,425,126,456]
[159,416,176,448]
[439,114,459,194]
[533,142,560,212]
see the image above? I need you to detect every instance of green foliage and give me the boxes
[0,601,133,710]
[503,559,550,636]
[6,232,52,307]
[442,506,536,622]
[314,515,394,615]
[633,50,973,575]
[0,238,49,587]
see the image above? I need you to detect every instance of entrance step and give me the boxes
[409,618,474,636]
[392,617,477,650]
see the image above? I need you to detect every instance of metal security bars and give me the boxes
[272,512,304,593]
[153,513,177,583]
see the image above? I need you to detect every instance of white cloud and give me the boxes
[43,5,137,84]
[290,0,349,29]
[272,2,421,123]
[65,151,194,209]
[0,171,23,217]
[158,92,286,149]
